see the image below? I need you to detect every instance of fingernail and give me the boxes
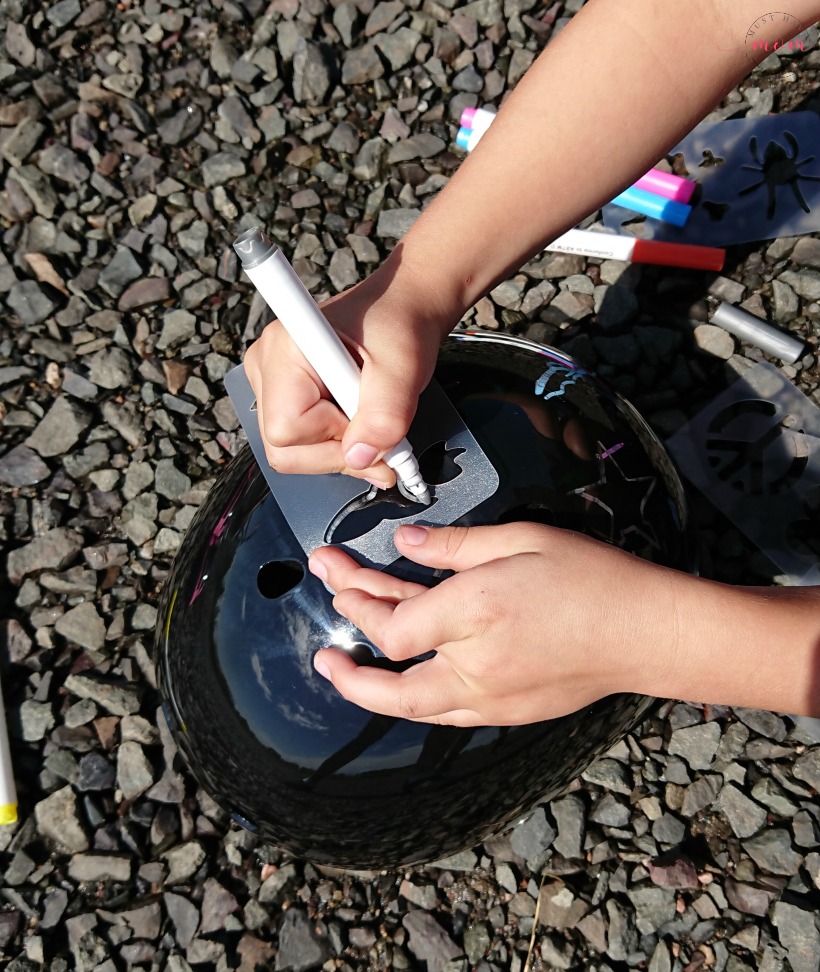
[397,524,428,545]
[345,443,379,469]
[365,477,389,490]
[314,656,331,680]
[308,556,328,582]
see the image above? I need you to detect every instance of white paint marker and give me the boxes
[0,669,17,826]
[233,227,431,505]
[545,228,725,271]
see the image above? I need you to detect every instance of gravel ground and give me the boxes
[2,0,820,970]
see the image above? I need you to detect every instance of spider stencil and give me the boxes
[602,112,820,246]
[738,132,820,219]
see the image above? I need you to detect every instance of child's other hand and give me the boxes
[309,523,684,726]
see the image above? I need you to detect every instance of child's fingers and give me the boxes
[313,649,467,722]
[309,548,427,601]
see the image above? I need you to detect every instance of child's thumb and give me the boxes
[342,365,421,471]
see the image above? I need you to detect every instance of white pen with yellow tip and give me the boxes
[233,226,432,505]
[0,668,18,826]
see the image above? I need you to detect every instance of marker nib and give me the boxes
[397,480,432,505]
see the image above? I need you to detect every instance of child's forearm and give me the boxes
[628,574,820,718]
[383,0,820,329]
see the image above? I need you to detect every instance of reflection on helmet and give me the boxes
[155,332,696,868]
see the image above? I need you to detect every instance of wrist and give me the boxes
[627,573,820,717]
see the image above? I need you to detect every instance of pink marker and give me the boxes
[460,106,496,133]
[633,169,696,204]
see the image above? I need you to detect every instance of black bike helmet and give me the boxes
[155,332,695,868]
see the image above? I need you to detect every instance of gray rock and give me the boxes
[509,807,556,863]
[157,106,203,146]
[333,2,359,46]
[725,877,777,916]
[376,207,421,239]
[259,863,297,904]
[154,458,192,501]
[365,1,403,34]
[64,674,141,717]
[463,923,491,964]
[325,247,357,292]
[156,309,197,350]
[544,289,592,323]
[772,901,820,972]
[117,741,154,800]
[452,65,483,92]
[62,369,98,401]
[18,700,55,741]
[375,27,421,70]
[342,44,384,84]
[0,445,50,486]
[708,276,746,303]
[27,396,91,457]
[792,809,819,849]
[402,912,462,972]
[717,783,768,837]
[667,722,721,770]
[292,40,334,106]
[98,248,142,298]
[734,708,786,740]
[752,776,797,817]
[694,323,735,359]
[627,886,676,935]
[681,774,722,817]
[590,792,631,828]
[54,601,106,653]
[538,881,589,930]
[551,794,586,859]
[744,828,803,875]
[199,878,239,935]
[37,143,90,186]
[77,752,116,791]
[771,279,800,322]
[431,848,478,871]
[6,279,58,324]
[68,854,132,883]
[164,892,199,948]
[780,269,820,301]
[652,812,686,846]
[792,236,820,269]
[6,22,37,66]
[201,152,246,188]
[34,786,89,852]
[387,133,445,164]
[793,746,820,791]
[7,527,83,584]
[582,757,632,794]
[162,841,206,884]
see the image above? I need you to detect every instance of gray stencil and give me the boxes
[603,112,820,246]
[666,363,820,585]
[224,365,500,569]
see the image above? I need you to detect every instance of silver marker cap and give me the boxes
[711,301,806,365]
[233,226,278,270]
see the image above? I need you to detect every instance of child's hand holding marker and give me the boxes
[248,0,820,724]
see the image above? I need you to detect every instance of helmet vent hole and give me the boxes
[257,560,304,599]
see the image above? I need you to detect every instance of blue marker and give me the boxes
[611,185,692,227]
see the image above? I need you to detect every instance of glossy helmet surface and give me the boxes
[155,332,696,868]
